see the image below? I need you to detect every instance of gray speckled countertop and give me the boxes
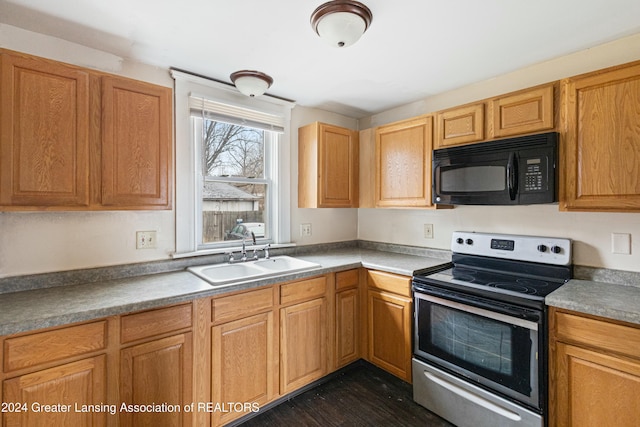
[546,278,640,325]
[0,247,450,336]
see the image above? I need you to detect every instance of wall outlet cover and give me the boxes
[136,231,157,249]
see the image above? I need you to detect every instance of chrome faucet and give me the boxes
[227,232,270,263]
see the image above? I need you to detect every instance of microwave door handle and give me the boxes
[507,152,518,200]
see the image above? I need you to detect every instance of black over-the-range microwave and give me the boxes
[432,132,558,205]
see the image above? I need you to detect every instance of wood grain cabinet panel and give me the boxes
[3,356,107,427]
[212,311,276,426]
[490,84,554,138]
[4,321,107,372]
[560,61,640,211]
[298,122,359,208]
[0,49,172,211]
[280,297,327,393]
[101,76,172,209]
[367,289,412,382]
[0,50,90,208]
[435,103,484,148]
[550,309,640,427]
[335,288,359,368]
[375,116,434,207]
[120,333,192,427]
[120,303,192,343]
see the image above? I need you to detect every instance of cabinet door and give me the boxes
[336,288,359,368]
[3,356,106,427]
[101,76,172,209]
[375,116,433,207]
[561,62,640,211]
[298,122,358,208]
[0,50,90,208]
[367,289,412,382]
[554,342,640,427]
[280,298,327,393]
[435,103,484,148]
[490,85,554,138]
[212,311,276,426]
[120,333,192,427]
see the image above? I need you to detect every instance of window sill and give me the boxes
[171,243,297,259]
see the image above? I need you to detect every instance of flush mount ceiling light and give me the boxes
[230,70,274,97]
[310,0,373,48]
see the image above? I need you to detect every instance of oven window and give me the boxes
[416,298,534,397]
[431,305,513,375]
[441,166,505,192]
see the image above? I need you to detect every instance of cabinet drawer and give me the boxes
[555,311,640,360]
[367,270,411,298]
[121,303,192,343]
[280,276,327,306]
[336,269,359,291]
[4,321,107,372]
[212,287,274,324]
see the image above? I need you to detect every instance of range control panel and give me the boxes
[451,231,572,266]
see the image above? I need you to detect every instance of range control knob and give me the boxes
[456,238,464,244]
[537,244,548,253]
[465,239,474,245]
[551,246,562,254]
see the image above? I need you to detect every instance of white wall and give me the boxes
[358,33,640,272]
[290,108,359,245]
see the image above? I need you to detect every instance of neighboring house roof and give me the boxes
[203,181,260,201]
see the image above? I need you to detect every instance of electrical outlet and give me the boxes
[136,231,157,249]
[424,224,434,239]
[300,223,312,237]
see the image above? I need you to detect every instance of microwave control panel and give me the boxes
[523,157,546,192]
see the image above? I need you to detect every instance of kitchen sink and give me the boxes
[187,256,321,287]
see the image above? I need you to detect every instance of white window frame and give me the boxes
[171,70,295,257]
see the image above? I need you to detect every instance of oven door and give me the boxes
[414,290,541,409]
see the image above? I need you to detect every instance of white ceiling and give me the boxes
[1,0,639,118]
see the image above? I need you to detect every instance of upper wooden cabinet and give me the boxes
[101,76,172,209]
[489,84,555,138]
[0,49,172,211]
[375,115,434,208]
[298,122,359,208]
[560,61,640,212]
[0,50,91,208]
[435,102,485,148]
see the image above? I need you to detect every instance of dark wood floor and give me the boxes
[237,361,455,426]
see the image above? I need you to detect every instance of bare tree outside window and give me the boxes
[200,119,268,243]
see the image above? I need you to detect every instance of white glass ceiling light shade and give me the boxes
[311,0,373,48]
[230,70,274,97]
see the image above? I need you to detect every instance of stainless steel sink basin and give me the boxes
[187,256,321,287]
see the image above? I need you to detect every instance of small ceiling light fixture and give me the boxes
[310,0,372,48]
[230,70,274,97]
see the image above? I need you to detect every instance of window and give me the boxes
[193,114,277,246]
[172,70,294,256]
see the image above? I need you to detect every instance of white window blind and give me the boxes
[189,95,285,133]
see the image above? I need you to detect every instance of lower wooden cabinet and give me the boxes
[366,270,413,382]
[211,311,276,426]
[120,333,192,427]
[550,308,640,427]
[335,269,360,368]
[3,356,107,427]
[280,297,328,394]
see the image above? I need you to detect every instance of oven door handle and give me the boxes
[415,292,539,331]
[424,371,523,422]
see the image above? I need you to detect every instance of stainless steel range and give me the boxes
[412,231,572,427]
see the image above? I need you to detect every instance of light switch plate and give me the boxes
[611,233,631,254]
[136,231,157,249]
